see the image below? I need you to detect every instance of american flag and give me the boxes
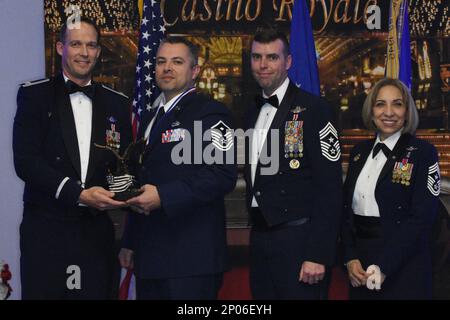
[132,0,166,138]
[119,0,165,300]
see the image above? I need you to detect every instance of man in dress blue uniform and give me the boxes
[119,37,237,299]
[13,18,132,299]
[244,29,343,299]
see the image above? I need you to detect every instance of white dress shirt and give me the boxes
[55,75,93,199]
[352,130,402,217]
[251,77,290,207]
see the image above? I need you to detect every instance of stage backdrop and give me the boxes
[0,0,45,300]
[42,0,449,228]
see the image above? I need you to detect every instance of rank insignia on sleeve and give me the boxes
[427,162,440,196]
[319,122,341,162]
[161,128,186,143]
[211,120,233,151]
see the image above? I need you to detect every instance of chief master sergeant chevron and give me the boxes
[13,18,132,299]
[119,36,237,300]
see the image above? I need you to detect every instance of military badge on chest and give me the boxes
[106,116,120,150]
[284,118,304,156]
[392,158,414,186]
[392,147,419,186]
[285,108,306,169]
[162,128,186,143]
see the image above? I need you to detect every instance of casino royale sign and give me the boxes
[162,0,388,34]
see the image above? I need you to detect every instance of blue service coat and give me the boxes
[13,74,132,298]
[244,81,343,266]
[341,133,440,299]
[122,91,237,279]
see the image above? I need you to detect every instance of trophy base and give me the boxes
[113,189,143,201]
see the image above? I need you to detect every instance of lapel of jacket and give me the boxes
[243,103,259,186]
[55,74,81,178]
[345,138,375,204]
[139,91,165,140]
[253,81,296,188]
[245,104,259,131]
[138,109,155,140]
[85,83,107,183]
[376,133,412,187]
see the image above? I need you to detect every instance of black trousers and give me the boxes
[249,224,329,300]
[135,273,223,300]
[20,212,115,300]
[349,215,432,300]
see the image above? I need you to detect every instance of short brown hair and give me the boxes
[252,28,290,57]
[362,78,419,134]
[159,36,199,67]
[59,17,101,44]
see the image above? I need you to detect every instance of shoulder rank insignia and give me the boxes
[290,106,307,114]
[319,122,341,162]
[101,85,129,99]
[427,162,440,196]
[211,120,233,151]
[21,78,50,87]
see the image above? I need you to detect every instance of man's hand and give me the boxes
[119,248,134,269]
[346,259,369,287]
[78,186,126,210]
[126,184,161,215]
[299,261,325,285]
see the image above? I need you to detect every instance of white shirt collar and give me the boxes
[159,87,195,113]
[63,73,92,86]
[375,129,403,151]
[159,92,182,113]
[262,77,290,105]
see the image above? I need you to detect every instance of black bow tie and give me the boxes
[66,80,95,99]
[255,95,279,109]
[372,143,391,158]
